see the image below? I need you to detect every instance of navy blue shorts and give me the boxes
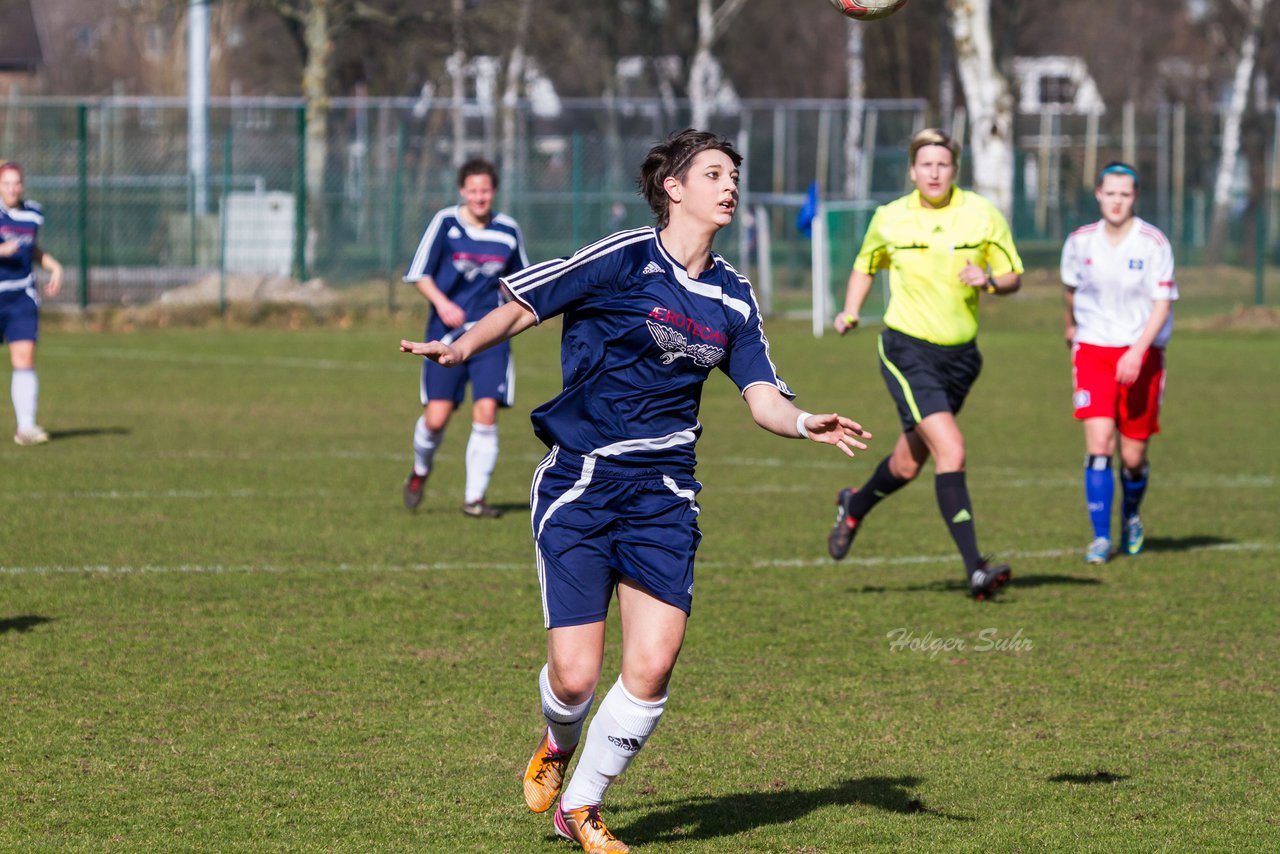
[420,340,513,408]
[0,287,39,343]
[878,327,982,432]
[529,447,702,629]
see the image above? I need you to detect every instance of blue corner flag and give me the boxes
[796,180,820,238]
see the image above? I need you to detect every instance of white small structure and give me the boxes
[223,191,295,275]
[1012,56,1105,115]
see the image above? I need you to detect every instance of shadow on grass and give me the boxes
[0,615,53,634]
[599,775,970,845]
[47,427,130,441]
[1048,770,1129,784]
[1141,535,1234,553]
[857,575,1101,595]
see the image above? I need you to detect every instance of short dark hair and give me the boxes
[457,158,499,189]
[1095,161,1140,191]
[908,128,960,165]
[637,129,742,228]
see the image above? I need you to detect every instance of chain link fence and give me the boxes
[2,95,1275,313]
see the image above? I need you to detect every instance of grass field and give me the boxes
[3,277,1279,852]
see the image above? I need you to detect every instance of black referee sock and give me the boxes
[847,455,911,519]
[935,471,982,575]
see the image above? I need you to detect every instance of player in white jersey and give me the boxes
[401,159,528,518]
[401,130,871,853]
[0,162,64,445]
[1061,162,1178,563]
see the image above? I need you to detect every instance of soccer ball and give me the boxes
[828,0,909,21]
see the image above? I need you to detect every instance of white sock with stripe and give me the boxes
[539,664,593,753]
[412,416,443,477]
[11,368,37,432]
[464,422,499,504]
[560,677,665,809]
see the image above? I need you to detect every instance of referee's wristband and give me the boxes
[983,277,999,294]
[796,412,813,439]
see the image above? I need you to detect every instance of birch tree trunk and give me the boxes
[689,0,716,129]
[300,0,332,225]
[1206,0,1269,263]
[948,0,1015,218]
[688,0,749,130]
[450,0,467,168]
[843,21,866,198]
[500,0,534,177]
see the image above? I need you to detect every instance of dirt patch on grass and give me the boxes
[1183,305,1280,331]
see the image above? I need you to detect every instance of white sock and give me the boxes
[412,416,444,477]
[464,422,499,504]
[560,677,665,809]
[539,664,593,754]
[11,368,37,432]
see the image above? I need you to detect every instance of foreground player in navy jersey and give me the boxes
[1,162,63,446]
[401,130,871,853]
[401,159,529,517]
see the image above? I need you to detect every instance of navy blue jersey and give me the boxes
[0,200,43,292]
[404,206,529,338]
[504,227,794,474]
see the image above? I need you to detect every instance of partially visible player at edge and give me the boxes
[826,128,1023,601]
[0,161,63,446]
[401,158,529,518]
[1061,162,1177,564]
[401,129,870,853]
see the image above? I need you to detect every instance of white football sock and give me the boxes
[412,416,444,477]
[11,368,37,432]
[560,677,665,809]
[464,422,499,504]
[539,664,593,753]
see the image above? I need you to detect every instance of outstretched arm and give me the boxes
[34,247,63,298]
[742,384,871,459]
[834,269,875,335]
[400,299,536,366]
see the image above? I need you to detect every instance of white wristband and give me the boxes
[795,411,813,439]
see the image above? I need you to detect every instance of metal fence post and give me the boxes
[219,121,232,317]
[294,104,307,281]
[76,103,89,309]
[389,121,407,312]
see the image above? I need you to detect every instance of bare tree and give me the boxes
[688,0,749,129]
[499,0,535,177]
[948,0,1015,217]
[1206,0,1272,262]
[253,0,426,244]
[843,21,866,199]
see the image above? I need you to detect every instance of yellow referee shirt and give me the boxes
[854,188,1023,346]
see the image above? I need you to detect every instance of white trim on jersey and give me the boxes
[723,258,794,398]
[652,237,752,321]
[504,228,655,322]
[404,208,450,282]
[591,428,699,459]
[1,206,43,225]
[661,475,700,514]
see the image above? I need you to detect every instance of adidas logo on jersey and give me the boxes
[641,261,664,276]
[448,226,462,239]
[607,735,642,752]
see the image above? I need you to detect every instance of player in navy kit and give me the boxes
[401,159,529,517]
[0,162,64,446]
[400,130,871,853]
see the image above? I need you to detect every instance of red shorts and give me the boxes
[1071,342,1165,440]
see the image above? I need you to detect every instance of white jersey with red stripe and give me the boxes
[1061,216,1177,348]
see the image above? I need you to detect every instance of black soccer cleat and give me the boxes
[969,557,1011,601]
[403,471,428,511]
[827,487,861,560]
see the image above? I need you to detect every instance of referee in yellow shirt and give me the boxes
[827,128,1023,601]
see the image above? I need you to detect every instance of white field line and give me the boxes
[2,541,1275,577]
[53,346,397,373]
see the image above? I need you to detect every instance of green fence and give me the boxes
[1,96,1274,312]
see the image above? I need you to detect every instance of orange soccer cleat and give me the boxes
[522,729,574,813]
[553,803,630,854]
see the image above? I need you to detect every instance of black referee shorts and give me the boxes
[877,327,983,432]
